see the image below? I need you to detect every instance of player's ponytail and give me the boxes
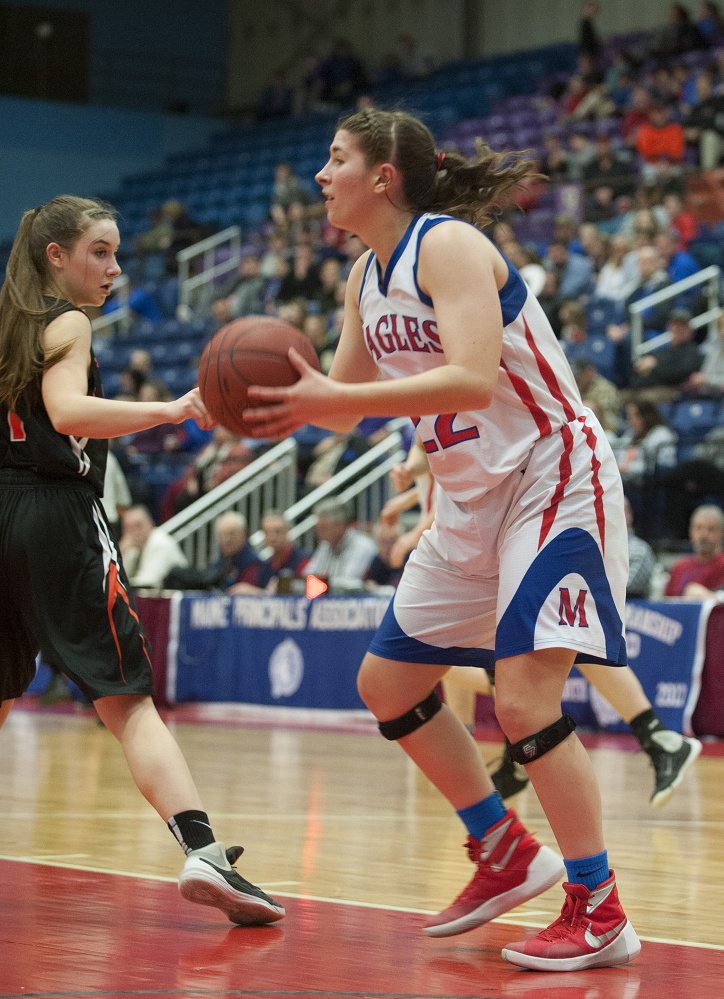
[338,108,540,228]
[0,195,117,410]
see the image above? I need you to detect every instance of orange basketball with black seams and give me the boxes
[198,315,320,436]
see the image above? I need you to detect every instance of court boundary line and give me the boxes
[2,853,722,953]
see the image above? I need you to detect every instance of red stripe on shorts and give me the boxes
[578,415,606,554]
[539,423,575,550]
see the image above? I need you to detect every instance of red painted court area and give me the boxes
[1,859,719,999]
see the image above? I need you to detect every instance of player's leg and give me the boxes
[0,700,14,728]
[495,648,640,971]
[440,673,478,734]
[357,652,565,937]
[94,693,284,925]
[578,662,702,806]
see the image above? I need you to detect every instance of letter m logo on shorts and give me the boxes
[558,588,589,628]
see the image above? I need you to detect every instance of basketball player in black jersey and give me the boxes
[0,195,284,927]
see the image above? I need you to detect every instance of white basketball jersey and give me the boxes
[358,213,586,502]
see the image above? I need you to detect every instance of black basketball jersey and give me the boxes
[0,299,108,496]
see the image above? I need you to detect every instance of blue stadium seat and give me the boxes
[586,298,621,338]
[669,399,722,439]
[584,336,618,383]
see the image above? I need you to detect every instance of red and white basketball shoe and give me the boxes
[501,870,641,971]
[423,809,565,937]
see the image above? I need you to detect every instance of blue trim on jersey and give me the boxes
[413,216,453,307]
[359,252,375,307]
[369,597,496,668]
[496,253,528,326]
[376,214,421,297]
[495,528,627,666]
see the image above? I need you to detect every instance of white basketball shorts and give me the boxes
[369,413,629,669]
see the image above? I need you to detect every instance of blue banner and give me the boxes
[562,599,715,735]
[169,594,392,710]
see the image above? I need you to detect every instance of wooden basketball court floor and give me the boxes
[1,700,723,999]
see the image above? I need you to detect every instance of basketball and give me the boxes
[197,315,321,435]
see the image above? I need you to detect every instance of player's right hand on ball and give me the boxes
[167,388,215,429]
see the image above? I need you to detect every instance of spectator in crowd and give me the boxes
[538,269,565,336]
[663,191,700,249]
[102,449,133,545]
[540,131,569,182]
[649,3,708,60]
[209,511,264,594]
[119,505,188,590]
[612,399,678,486]
[364,520,406,591]
[582,133,637,198]
[685,309,724,393]
[160,426,255,521]
[316,255,343,317]
[257,511,310,590]
[396,33,437,79]
[317,39,367,105]
[622,86,654,145]
[259,231,291,280]
[595,234,634,302]
[339,232,367,279]
[698,1,724,40]
[664,503,724,595]
[255,71,295,122]
[124,381,188,458]
[305,498,377,591]
[501,241,547,296]
[608,245,672,345]
[565,131,597,180]
[636,102,686,187]
[624,495,657,598]
[683,70,724,168]
[544,239,596,300]
[270,163,313,230]
[655,228,704,313]
[212,253,268,325]
[559,299,588,346]
[275,244,322,306]
[579,1,602,63]
[571,356,622,433]
[626,308,704,400]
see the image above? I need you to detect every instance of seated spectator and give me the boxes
[255,71,294,121]
[565,131,597,180]
[648,3,708,60]
[538,270,564,336]
[275,244,322,306]
[655,229,703,312]
[636,102,686,188]
[662,191,700,249]
[316,256,343,317]
[664,504,724,596]
[161,426,255,521]
[102,450,132,544]
[257,511,310,591]
[540,132,569,182]
[660,426,724,538]
[119,505,188,590]
[302,314,337,374]
[302,431,371,493]
[340,233,368,279]
[571,356,622,433]
[626,308,704,401]
[212,253,268,325]
[595,234,634,302]
[318,39,367,105]
[684,310,724,394]
[305,498,377,591]
[125,382,188,457]
[683,70,724,167]
[624,496,657,599]
[608,245,672,344]
[559,300,588,346]
[622,87,654,145]
[583,133,637,197]
[501,241,547,296]
[544,240,596,300]
[270,163,313,231]
[364,521,406,591]
[612,399,678,486]
[698,1,724,40]
[396,33,437,79]
[259,231,291,280]
[210,511,264,594]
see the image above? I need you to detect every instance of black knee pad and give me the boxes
[508,714,577,765]
[378,690,442,740]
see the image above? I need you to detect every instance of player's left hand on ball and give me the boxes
[243,347,344,438]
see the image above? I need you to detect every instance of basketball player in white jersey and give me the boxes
[244,108,640,972]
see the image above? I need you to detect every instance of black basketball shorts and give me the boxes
[0,481,155,702]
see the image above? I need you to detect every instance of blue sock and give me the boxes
[564,851,609,891]
[456,791,507,840]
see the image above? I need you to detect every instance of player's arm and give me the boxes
[42,311,212,437]
[244,224,503,437]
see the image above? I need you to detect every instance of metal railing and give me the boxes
[160,437,299,568]
[629,265,720,359]
[248,419,408,555]
[158,419,409,567]
[176,226,243,320]
[91,274,131,337]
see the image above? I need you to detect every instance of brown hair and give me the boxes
[337,108,540,228]
[0,195,118,410]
